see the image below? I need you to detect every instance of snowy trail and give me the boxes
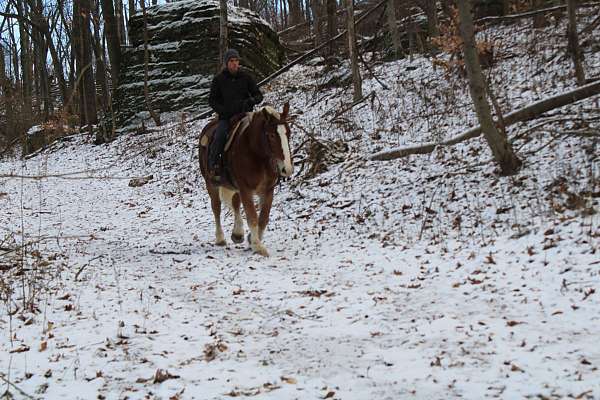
[1,134,599,400]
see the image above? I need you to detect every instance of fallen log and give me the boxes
[476,2,600,25]
[370,79,600,161]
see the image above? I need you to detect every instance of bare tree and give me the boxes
[345,0,362,101]
[421,0,440,38]
[311,0,323,48]
[115,0,126,44]
[386,0,402,58]
[288,0,303,26]
[566,0,585,86]
[16,0,33,117]
[140,0,161,126]
[72,0,98,125]
[91,0,109,112]
[102,0,123,89]
[457,0,521,176]
[325,0,336,57]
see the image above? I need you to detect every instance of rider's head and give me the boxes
[223,49,240,75]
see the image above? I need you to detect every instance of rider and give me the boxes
[208,48,263,180]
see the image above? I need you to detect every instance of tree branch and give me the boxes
[476,2,600,25]
[371,79,600,161]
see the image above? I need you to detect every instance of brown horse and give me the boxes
[198,103,293,257]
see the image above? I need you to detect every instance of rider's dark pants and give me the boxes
[209,120,229,171]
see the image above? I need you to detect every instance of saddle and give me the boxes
[200,113,252,187]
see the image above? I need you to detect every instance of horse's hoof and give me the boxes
[216,239,226,246]
[253,245,270,257]
[231,233,244,244]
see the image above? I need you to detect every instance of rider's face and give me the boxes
[227,58,240,74]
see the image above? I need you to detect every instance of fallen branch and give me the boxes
[476,2,600,25]
[371,79,600,161]
[580,12,600,35]
[558,129,600,138]
[0,373,35,400]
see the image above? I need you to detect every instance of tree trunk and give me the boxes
[128,0,136,25]
[345,0,362,102]
[36,0,69,112]
[566,0,585,86]
[240,0,249,8]
[288,0,302,26]
[72,0,96,126]
[423,0,440,38]
[140,0,161,126]
[102,0,123,89]
[311,0,322,48]
[115,0,126,44]
[92,0,110,112]
[79,0,98,124]
[532,0,547,28]
[386,0,402,58]
[219,0,229,71]
[457,0,521,176]
[0,45,16,136]
[16,0,33,118]
[31,0,51,120]
[7,18,20,87]
[326,0,336,57]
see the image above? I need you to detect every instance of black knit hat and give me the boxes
[223,49,240,64]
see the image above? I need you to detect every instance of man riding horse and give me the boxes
[208,48,263,183]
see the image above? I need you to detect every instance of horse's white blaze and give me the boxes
[277,124,293,176]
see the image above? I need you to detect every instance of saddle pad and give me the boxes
[224,113,252,152]
[199,113,253,149]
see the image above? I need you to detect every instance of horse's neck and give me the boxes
[237,114,267,159]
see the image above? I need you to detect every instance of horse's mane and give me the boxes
[249,106,282,123]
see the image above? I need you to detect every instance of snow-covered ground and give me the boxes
[1,14,599,400]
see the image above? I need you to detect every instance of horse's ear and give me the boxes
[282,102,289,120]
[261,107,271,122]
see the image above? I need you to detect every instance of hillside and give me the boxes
[1,12,599,400]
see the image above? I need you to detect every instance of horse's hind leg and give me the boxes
[208,185,226,246]
[239,190,269,257]
[231,193,244,243]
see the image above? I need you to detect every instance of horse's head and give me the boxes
[261,102,294,177]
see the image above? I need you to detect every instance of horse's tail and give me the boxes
[219,187,236,209]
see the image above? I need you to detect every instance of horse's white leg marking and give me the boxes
[215,219,225,245]
[233,207,244,238]
[250,223,269,257]
[219,187,235,209]
[219,187,244,242]
[277,125,293,176]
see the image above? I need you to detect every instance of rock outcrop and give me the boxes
[113,0,285,131]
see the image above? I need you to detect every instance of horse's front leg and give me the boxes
[258,189,274,242]
[208,185,226,246]
[231,193,244,244]
[239,190,269,257]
